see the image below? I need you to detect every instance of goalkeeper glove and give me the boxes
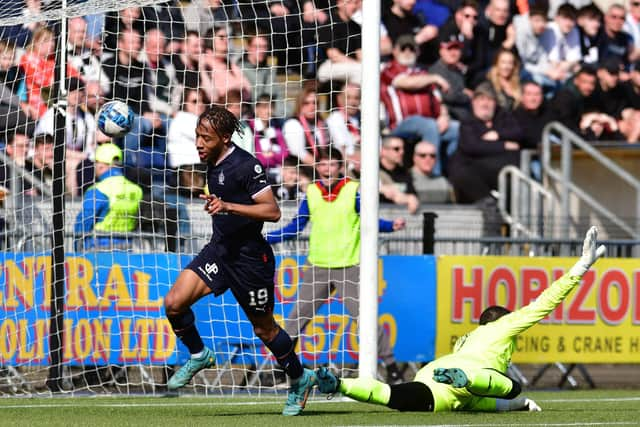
[495,396,542,412]
[524,398,542,412]
[569,226,606,277]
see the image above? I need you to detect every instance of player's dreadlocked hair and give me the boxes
[479,306,511,325]
[199,105,243,139]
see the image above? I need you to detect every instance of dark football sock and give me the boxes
[167,308,205,355]
[264,327,304,380]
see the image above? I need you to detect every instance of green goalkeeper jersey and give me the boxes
[415,272,581,412]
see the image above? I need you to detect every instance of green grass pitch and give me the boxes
[1,390,638,426]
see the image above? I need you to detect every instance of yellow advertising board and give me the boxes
[436,256,640,363]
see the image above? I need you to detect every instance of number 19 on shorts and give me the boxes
[248,288,268,306]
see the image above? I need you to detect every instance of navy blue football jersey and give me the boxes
[206,145,271,244]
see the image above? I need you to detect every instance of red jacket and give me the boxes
[380,60,441,129]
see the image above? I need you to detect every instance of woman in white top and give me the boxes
[282,82,328,165]
[167,87,207,168]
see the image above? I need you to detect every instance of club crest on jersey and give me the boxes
[254,164,262,174]
[218,170,225,185]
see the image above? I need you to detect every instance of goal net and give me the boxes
[0,0,370,395]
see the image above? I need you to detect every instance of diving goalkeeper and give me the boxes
[315,226,606,413]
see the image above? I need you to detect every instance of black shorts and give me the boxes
[187,241,276,316]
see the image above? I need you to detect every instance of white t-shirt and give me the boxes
[35,106,96,156]
[167,110,199,168]
[326,110,357,156]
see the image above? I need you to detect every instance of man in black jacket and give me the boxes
[547,66,597,135]
[512,81,549,150]
[447,82,521,204]
[438,0,489,87]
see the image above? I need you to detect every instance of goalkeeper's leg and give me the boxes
[433,367,521,399]
[316,368,434,412]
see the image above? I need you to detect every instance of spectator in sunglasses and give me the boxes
[410,141,454,204]
[379,135,420,213]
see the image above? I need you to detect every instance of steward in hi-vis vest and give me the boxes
[74,143,142,249]
[266,146,407,384]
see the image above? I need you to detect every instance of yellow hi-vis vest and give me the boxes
[92,175,143,232]
[306,180,360,268]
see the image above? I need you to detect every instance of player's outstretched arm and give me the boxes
[569,226,607,277]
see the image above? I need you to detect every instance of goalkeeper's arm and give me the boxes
[494,226,606,337]
[468,396,542,412]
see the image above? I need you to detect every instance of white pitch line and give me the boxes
[342,424,637,427]
[539,397,640,403]
[0,395,638,411]
[0,398,346,409]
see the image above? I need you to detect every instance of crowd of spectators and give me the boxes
[0,0,639,236]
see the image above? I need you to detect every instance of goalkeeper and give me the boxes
[315,226,606,413]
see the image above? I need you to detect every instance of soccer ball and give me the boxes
[97,100,134,138]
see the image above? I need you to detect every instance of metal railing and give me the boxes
[541,122,640,242]
[0,150,52,198]
[498,164,555,238]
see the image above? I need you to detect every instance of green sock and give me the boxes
[466,368,514,397]
[338,377,391,406]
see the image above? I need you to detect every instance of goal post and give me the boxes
[358,0,381,380]
[0,0,382,395]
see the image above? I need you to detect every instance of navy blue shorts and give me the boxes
[187,241,276,316]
